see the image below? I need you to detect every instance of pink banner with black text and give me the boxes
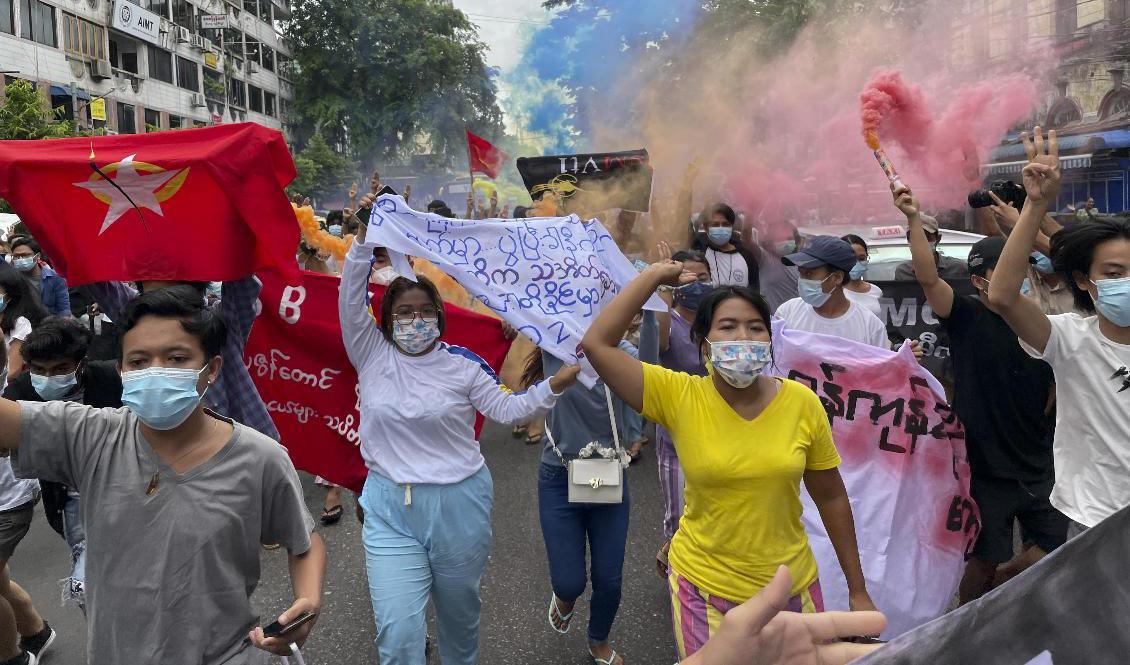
[771,326,979,639]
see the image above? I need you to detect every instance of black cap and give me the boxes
[782,235,858,272]
[967,236,1035,276]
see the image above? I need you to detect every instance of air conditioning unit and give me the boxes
[176,26,191,43]
[190,93,206,107]
[246,61,258,74]
[190,34,205,49]
[160,19,172,33]
[91,60,113,80]
[203,38,215,51]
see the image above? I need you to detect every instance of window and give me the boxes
[144,108,161,132]
[245,35,260,64]
[1047,98,1082,128]
[203,68,224,101]
[117,102,137,134]
[261,45,274,72]
[279,98,289,120]
[143,0,169,17]
[148,45,174,83]
[176,56,199,91]
[172,0,194,28]
[248,84,262,112]
[63,13,106,60]
[264,91,275,117]
[20,0,56,47]
[110,36,140,74]
[169,114,184,129]
[228,76,245,107]
[1,0,13,35]
[223,28,242,55]
[276,53,292,81]
[242,0,256,16]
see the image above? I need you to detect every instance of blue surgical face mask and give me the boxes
[849,261,868,281]
[393,317,440,354]
[1033,252,1054,275]
[0,295,6,313]
[12,256,36,272]
[31,371,79,400]
[673,281,712,311]
[121,366,210,430]
[1091,276,1130,327]
[777,240,797,255]
[798,274,834,307]
[328,224,343,237]
[1020,277,1032,297]
[707,226,732,246]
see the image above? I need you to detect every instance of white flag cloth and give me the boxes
[771,325,977,639]
[365,196,664,373]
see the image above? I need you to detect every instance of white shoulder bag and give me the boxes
[545,385,627,504]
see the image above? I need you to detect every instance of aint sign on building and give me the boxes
[111,0,162,46]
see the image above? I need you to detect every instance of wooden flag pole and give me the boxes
[465,127,476,216]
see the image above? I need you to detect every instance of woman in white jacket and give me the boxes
[340,217,579,665]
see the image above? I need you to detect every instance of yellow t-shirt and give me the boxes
[641,363,841,601]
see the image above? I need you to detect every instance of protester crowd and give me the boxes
[0,123,1126,665]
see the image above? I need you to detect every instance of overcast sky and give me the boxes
[452,0,550,74]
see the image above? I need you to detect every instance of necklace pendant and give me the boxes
[146,473,159,496]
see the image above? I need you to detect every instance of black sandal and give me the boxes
[320,504,344,525]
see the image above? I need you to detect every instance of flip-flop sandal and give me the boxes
[512,425,528,438]
[262,543,282,551]
[320,504,344,525]
[525,433,543,446]
[548,594,574,634]
[589,648,622,665]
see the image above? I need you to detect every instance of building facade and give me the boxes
[0,0,294,137]
[961,0,1130,213]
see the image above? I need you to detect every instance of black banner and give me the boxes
[873,279,977,392]
[516,149,653,214]
[857,504,1130,664]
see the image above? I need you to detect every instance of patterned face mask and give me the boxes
[706,340,772,389]
[392,316,440,354]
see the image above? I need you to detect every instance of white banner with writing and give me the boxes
[365,196,664,372]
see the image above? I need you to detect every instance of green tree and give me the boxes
[0,79,75,140]
[284,0,504,169]
[289,132,356,204]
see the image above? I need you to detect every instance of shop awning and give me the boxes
[49,85,91,101]
[988,129,1130,162]
[984,153,1093,176]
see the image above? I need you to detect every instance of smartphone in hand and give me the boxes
[262,611,317,638]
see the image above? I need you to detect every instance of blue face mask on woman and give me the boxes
[1032,252,1054,275]
[849,261,868,281]
[121,366,210,430]
[707,226,732,246]
[1091,276,1130,327]
[12,256,36,273]
[673,281,712,311]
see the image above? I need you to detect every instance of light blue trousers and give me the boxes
[360,466,493,665]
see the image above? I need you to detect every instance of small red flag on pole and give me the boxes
[465,129,507,180]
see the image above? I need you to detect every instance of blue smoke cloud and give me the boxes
[504,0,701,154]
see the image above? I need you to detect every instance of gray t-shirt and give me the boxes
[12,401,314,664]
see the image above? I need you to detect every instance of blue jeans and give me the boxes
[62,490,86,611]
[537,463,630,643]
[360,467,493,665]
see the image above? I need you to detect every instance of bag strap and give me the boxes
[544,383,621,468]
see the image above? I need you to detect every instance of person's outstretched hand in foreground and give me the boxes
[684,566,887,665]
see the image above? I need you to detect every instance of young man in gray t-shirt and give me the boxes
[0,286,325,664]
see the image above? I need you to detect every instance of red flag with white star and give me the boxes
[0,123,299,286]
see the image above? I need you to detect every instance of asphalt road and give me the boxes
[9,421,675,664]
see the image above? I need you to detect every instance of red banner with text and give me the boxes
[245,271,513,493]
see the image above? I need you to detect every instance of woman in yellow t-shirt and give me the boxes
[581,251,876,660]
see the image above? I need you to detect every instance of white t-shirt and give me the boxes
[844,283,884,319]
[705,248,751,287]
[1,316,39,512]
[1023,314,1130,527]
[775,297,889,348]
